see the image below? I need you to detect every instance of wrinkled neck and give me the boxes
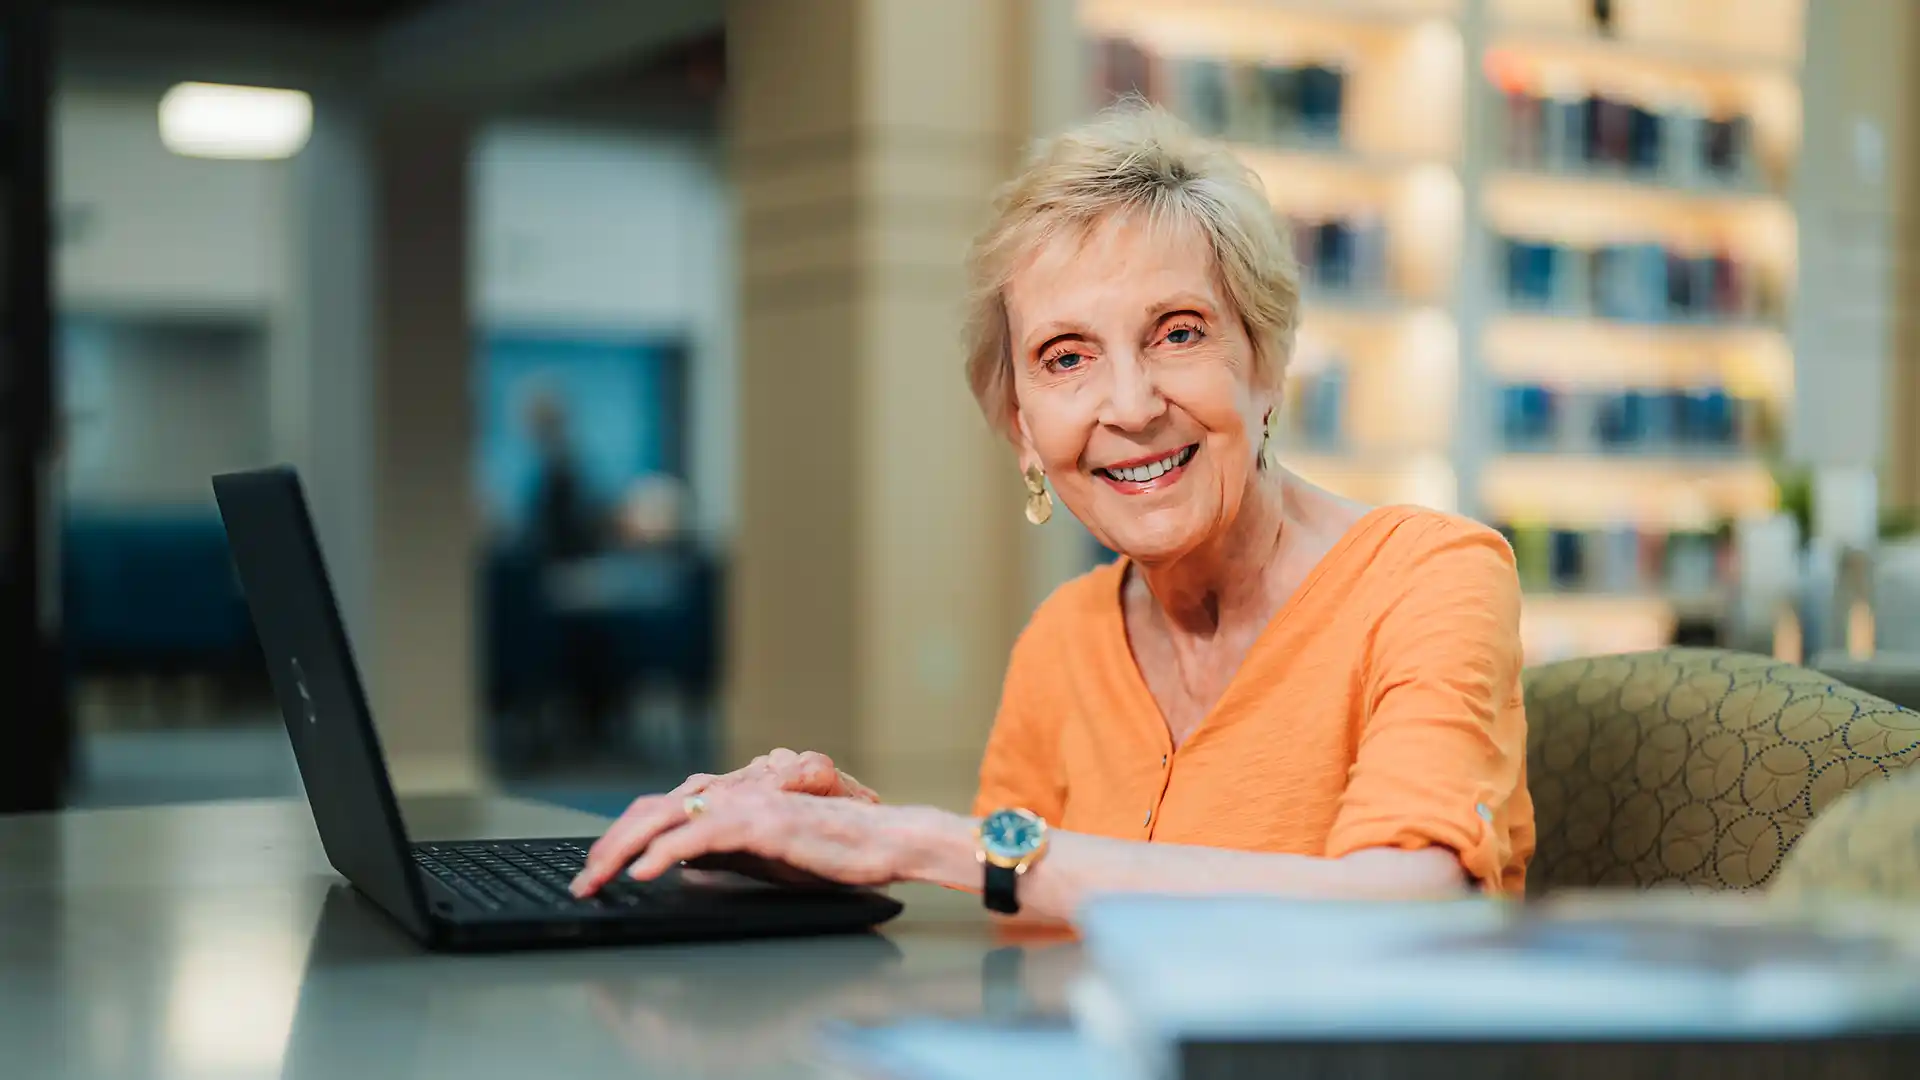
[1132,469,1290,636]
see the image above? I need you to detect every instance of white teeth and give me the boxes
[1106,445,1194,483]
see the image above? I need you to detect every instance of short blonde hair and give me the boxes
[964,102,1301,436]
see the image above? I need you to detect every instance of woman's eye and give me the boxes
[1165,326,1200,345]
[1049,352,1085,371]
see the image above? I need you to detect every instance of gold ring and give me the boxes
[682,794,708,819]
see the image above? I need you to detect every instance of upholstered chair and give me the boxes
[1522,648,1920,897]
[1772,764,1920,902]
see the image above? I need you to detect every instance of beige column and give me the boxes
[369,110,484,793]
[1019,0,1106,608]
[283,101,483,795]
[1796,1,1920,516]
[1886,10,1920,514]
[727,0,1086,809]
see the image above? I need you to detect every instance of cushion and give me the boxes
[1772,767,1920,902]
[1524,648,1920,896]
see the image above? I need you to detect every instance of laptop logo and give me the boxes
[291,657,317,726]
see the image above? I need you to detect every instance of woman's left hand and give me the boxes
[574,789,942,895]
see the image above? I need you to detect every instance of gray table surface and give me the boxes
[0,795,1084,1080]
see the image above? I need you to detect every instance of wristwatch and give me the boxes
[976,807,1049,914]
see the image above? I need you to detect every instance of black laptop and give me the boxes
[212,465,903,951]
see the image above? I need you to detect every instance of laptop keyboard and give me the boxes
[412,841,660,915]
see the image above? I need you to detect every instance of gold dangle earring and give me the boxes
[1023,464,1054,525]
[1258,408,1276,470]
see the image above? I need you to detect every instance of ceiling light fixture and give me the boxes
[158,82,313,160]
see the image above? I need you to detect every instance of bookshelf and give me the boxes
[1076,0,1804,661]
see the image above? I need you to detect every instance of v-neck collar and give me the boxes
[1102,504,1404,755]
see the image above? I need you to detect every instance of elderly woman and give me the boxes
[572,105,1533,918]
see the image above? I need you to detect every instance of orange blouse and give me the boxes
[972,505,1535,895]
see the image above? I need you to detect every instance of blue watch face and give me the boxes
[981,809,1045,860]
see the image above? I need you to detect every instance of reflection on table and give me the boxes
[0,795,1068,1080]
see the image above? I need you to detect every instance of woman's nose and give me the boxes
[1100,353,1166,432]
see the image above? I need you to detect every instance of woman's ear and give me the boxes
[1010,407,1041,474]
[1254,390,1282,471]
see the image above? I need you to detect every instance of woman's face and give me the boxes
[1004,214,1271,563]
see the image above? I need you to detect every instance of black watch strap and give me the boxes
[984,862,1020,914]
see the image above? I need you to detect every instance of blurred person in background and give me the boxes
[522,387,616,749]
[573,104,1534,919]
[609,473,709,767]
[525,387,603,562]
[613,473,689,550]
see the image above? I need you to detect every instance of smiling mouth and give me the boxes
[1095,444,1198,484]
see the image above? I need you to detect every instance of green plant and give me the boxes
[1773,461,1812,546]
[1881,505,1919,541]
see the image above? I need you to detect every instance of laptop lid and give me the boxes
[212,466,431,938]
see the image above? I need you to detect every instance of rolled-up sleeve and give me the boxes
[1324,521,1531,893]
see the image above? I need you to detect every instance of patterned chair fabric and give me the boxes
[1522,648,1920,897]
[1772,765,1920,902]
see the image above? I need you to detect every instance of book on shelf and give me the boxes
[1225,60,1273,142]
[1498,519,1731,596]
[1167,56,1230,135]
[1293,214,1390,296]
[1090,36,1348,150]
[1496,87,1764,190]
[1499,236,1771,324]
[1093,35,1156,105]
[1285,354,1347,448]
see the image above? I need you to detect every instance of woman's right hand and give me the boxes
[574,749,875,895]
